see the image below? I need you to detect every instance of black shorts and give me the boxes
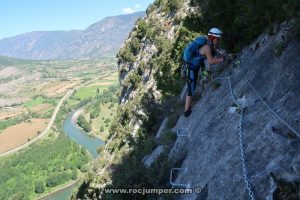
[186,68,199,97]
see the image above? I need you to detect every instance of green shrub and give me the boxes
[154,0,167,9]
[71,169,78,180]
[80,164,89,172]
[46,173,68,188]
[130,37,141,56]
[128,72,142,89]
[34,180,45,194]
[185,0,300,52]
[136,20,148,40]
[137,62,147,76]
[146,3,157,15]
[77,115,91,132]
[104,119,111,123]
[118,44,135,63]
[166,0,183,13]
[90,107,100,119]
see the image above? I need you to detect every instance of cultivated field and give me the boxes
[0,107,27,120]
[41,81,81,97]
[0,56,118,200]
[77,72,119,140]
[0,118,48,154]
[0,56,117,153]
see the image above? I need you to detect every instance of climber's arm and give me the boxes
[202,45,224,65]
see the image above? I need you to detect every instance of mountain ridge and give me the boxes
[0,11,145,60]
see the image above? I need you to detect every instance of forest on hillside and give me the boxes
[0,135,89,200]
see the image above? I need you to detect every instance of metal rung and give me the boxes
[177,128,189,137]
[170,168,191,188]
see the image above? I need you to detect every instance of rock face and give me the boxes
[73,1,300,198]
[169,23,300,199]
[0,12,145,60]
[142,145,165,168]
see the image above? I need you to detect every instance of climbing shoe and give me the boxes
[184,108,192,117]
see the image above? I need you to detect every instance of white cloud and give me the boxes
[123,4,143,14]
[123,7,135,14]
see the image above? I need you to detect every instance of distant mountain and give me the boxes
[0,12,145,60]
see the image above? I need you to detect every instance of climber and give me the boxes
[183,27,225,117]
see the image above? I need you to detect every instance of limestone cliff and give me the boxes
[169,23,300,199]
[74,0,300,199]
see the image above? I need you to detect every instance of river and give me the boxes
[38,111,104,200]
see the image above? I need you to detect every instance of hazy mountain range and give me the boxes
[0,11,145,60]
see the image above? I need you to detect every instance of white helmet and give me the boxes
[208,27,223,38]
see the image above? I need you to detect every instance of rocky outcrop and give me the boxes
[142,145,165,168]
[169,22,300,199]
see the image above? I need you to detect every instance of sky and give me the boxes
[0,0,154,39]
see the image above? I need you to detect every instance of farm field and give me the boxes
[0,106,27,120]
[72,73,118,100]
[0,118,49,154]
[41,80,81,97]
[0,56,117,153]
[0,56,117,199]
[73,72,119,140]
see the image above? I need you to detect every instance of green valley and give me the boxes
[0,56,119,199]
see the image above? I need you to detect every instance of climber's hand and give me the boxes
[223,54,233,64]
[207,66,212,72]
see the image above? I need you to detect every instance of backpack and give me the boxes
[183,36,207,69]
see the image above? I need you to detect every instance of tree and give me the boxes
[71,169,78,180]
[130,37,141,56]
[167,0,182,13]
[118,45,135,63]
[35,180,45,193]
[90,107,100,119]
[46,174,59,187]
[77,115,92,132]
[136,20,148,39]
